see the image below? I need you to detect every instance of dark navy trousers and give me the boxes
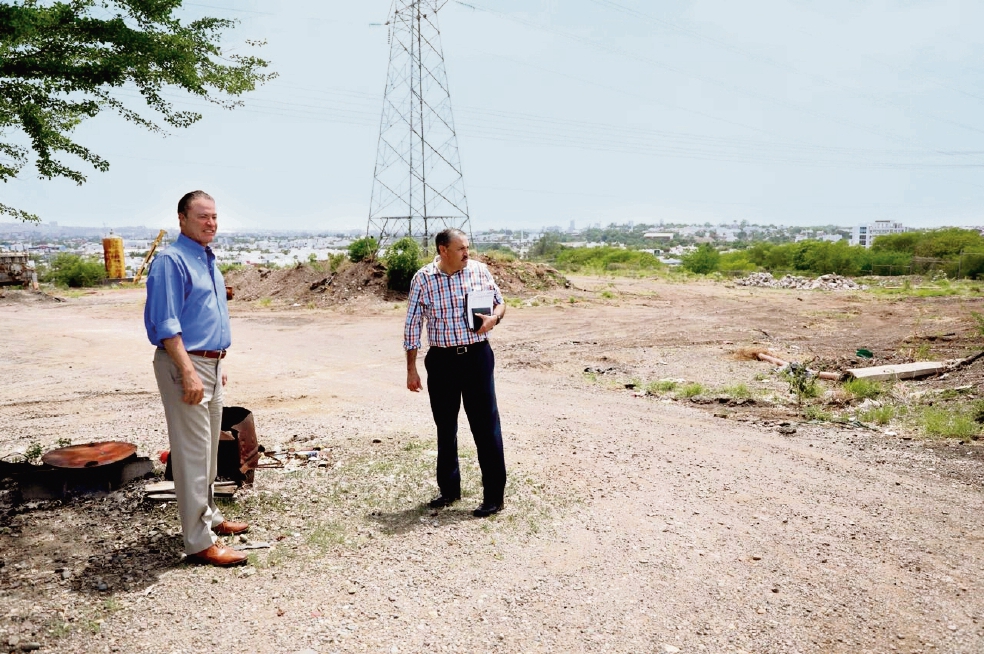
[424,340,506,504]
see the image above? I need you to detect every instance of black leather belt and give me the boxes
[430,341,487,355]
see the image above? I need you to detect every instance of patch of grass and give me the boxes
[102,597,122,613]
[753,372,769,382]
[264,544,294,567]
[599,290,616,299]
[241,490,289,513]
[721,383,752,400]
[505,297,523,308]
[939,387,973,401]
[859,405,895,425]
[646,379,678,394]
[47,620,72,639]
[307,521,347,551]
[918,406,980,439]
[804,405,834,422]
[973,399,984,424]
[911,343,933,360]
[971,311,984,337]
[257,297,273,308]
[677,382,706,398]
[843,377,884,400]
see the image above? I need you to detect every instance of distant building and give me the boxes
[644,232,674,241]
[795,231,844,243]
[851,221,907,248]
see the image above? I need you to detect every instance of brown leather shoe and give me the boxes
[214,520,249,536]
[187,544,248,567]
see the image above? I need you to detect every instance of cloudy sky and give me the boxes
[4,0,983,232]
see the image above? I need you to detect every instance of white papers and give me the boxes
[466,290,495,331]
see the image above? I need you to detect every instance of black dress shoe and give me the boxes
[472,502,503,518]
[428,494,460,509]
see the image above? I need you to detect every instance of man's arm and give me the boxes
[406,348,422,392]
[161,334,205,405]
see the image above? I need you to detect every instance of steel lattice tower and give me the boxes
[367,0,471,254]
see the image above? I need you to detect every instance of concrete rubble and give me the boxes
[735,272,868,290]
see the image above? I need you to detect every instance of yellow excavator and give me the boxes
[133,229,167,284]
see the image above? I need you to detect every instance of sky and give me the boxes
[3,0,984,232]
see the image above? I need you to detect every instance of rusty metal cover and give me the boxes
[42,442,137,469]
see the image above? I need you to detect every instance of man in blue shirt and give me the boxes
[145,190,248,567]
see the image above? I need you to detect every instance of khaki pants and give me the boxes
[153,348,226,554]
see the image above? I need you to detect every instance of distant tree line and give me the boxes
[529,228,984,279]
[710,228,984,278]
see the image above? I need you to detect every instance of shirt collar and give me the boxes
[176,232,213,256]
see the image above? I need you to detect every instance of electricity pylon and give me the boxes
[366,0,472,255]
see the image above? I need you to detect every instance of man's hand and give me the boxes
[406,348,422,392]
[181,369,205,405]
[407,368,422,392]
[222,372,228,387]
[161,334,205,405]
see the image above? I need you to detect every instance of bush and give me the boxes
[385,237,422,292]
[348,236,378,263]
[218,262,242,274]
[46,253,106,288]
[552,246,661,273]
[680,244,720,275]
[717,251,758,273]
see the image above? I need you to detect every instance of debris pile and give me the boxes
[735,272,867,290]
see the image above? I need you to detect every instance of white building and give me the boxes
[851,221,907,248]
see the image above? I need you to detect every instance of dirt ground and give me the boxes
[0,276,982,654]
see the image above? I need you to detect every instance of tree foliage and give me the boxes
[45,252,105,287]
[681,243,720,274]
[552,246,661,273]
[385,236,421,292]
[0,0,274,221]
[348,236,377,263]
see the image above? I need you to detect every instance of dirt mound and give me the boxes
[0,289,63,304]
[226,260,397,307]
[225,257,570,307]
[476,255,570,295]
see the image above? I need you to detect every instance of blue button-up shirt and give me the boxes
[144,233,231,351]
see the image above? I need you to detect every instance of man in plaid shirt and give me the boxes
[405,228,508,517]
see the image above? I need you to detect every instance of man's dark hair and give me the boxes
[435,228,466,252]
[178,190,214,216]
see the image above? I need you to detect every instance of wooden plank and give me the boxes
[846,362,945,382]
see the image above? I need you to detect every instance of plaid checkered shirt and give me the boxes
[404,259,504,351]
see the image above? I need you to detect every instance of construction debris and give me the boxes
[845,361,946,382]
[754,351,841,381]
[144,480,237,502]
[735,272,867,291]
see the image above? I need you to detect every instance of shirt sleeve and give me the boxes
[403,272,425,351]
[144,254,185,344]
[486,265,504,306]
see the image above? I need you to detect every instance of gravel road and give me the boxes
[0,282,981,654]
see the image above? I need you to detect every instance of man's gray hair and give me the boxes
[435,228,466,252]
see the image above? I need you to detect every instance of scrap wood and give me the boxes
[949,350,984,370]
[145,480,237,502]
[754,352,841,381]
